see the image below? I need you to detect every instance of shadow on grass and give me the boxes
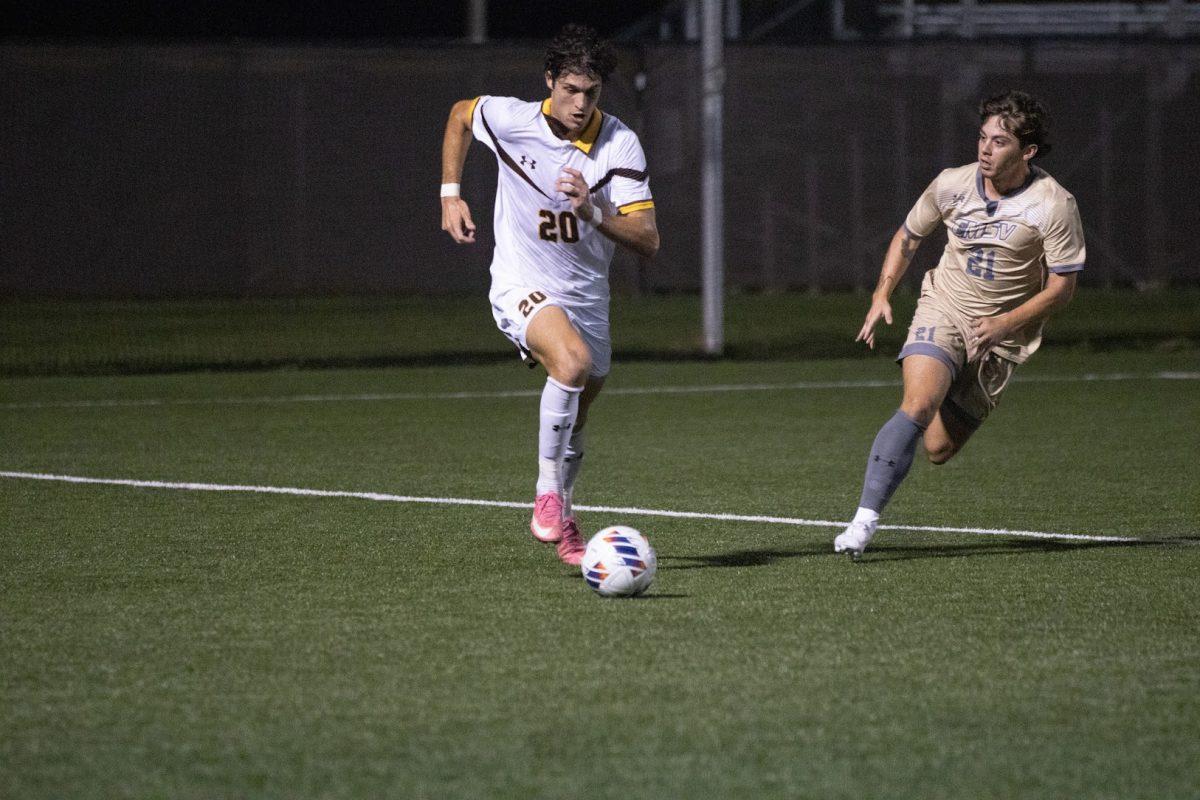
[561,571,691,598]
[855,537,1165,564]
[663,545,830,570]
[664,536,1170,569]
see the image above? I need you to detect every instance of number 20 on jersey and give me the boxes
[538,210,579,244]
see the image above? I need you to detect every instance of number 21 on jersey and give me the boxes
[966,246,996,281]
[538,210,579,244]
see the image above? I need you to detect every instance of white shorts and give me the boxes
[489,284,611,378]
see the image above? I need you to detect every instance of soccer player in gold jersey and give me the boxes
[835,90,1085,558]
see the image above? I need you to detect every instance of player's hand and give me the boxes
[556,167,597,222]
[967,315,1010,362]
[856,296,893,350]
[441,197,476,244]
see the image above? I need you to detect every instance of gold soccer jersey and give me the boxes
[904,163,1085,362]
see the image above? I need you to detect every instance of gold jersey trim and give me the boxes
[540,98,603,154]
[617,199,655,215]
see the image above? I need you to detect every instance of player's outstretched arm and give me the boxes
[440,99,477,244]
[556,167,660,259]
[967,271,1077,361]
[857,226,922,349]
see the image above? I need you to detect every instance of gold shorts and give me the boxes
[898,294,1017,427]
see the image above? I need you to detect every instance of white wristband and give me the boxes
[440,183,460,198]
[586,206,603,226]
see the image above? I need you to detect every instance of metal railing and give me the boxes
[875,1,1199,39]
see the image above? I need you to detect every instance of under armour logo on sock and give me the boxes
[552,423,573,432]
[873,455,897,467]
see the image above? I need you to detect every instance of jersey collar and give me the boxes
[540,98,603,155]
[976,164,1040,200]
[975,164,1041,216]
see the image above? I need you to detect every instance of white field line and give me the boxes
[0,470,1141,544]
[2,371,1197,411]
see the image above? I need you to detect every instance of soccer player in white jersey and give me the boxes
[439,25,659,566]
[835,90,1085,558]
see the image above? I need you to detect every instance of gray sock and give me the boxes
[858,409,926,513]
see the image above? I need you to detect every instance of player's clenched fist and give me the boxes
[441,196,476,244]
[556,167,597,222]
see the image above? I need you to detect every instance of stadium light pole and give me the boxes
[701,0,725,355]
[468,0,487,43]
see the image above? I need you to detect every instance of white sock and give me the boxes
[536,377,582,496]
[562,428,586,517]
[538,457,560,496]
[852,506,880,526]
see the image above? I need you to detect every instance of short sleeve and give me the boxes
[903,174,944,239]
[471,96,524,154]
[608,132,654,215]
[1042,194,1086,273]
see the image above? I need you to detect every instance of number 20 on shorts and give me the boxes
[518,291,548,318]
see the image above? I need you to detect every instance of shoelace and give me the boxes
[535,494,562,519]
[559,521,585,553]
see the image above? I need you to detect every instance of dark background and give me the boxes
[3,2,1198,297]
[4,1,663,40]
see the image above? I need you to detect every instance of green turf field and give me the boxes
[3,325,1198,797]
[3,288,1197,375]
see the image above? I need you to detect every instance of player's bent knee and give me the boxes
[548,347,591,387]
[927,451,954,466]
[925,441,958,465]
[566,344,592,382]
[570,362,593,387]
[900,401,939,428]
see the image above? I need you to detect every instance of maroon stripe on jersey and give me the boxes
[480,108,551,200]
[589,167,648,194]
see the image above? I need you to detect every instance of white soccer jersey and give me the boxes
[469,95,654,306]
[905,163,1086,362]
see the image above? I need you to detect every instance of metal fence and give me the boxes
[2,40,1197,297]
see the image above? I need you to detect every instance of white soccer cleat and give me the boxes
[834,520,877,560]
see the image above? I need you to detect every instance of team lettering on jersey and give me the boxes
[953,220,1018,241]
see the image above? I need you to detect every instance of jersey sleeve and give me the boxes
[470,96,524,154]
[1041,194,1086,273]
[608,131,654,215]
[903,172,945,239]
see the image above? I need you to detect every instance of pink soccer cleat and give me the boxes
[556,516,586,566]
[530,492,564,543]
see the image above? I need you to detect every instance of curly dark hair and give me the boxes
[544,23,617,82]
[979,90,1052,158]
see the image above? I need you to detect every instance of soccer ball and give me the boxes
[581,526,657,597]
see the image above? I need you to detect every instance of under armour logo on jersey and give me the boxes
[520,155,537,169]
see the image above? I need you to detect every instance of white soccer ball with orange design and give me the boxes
[581,526,657,597]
